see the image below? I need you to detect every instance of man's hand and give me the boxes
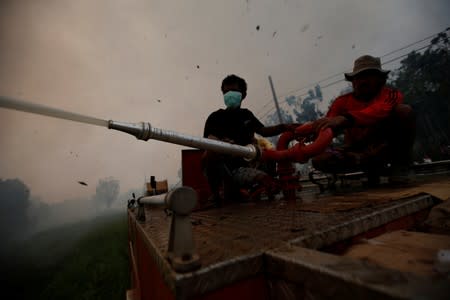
[282,123,301,132]
[313,116,348,132]
[221,137,235,144]
[207,134,235,144]
[258,123,300,137]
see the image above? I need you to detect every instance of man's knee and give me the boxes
[393,104,414,121]
[312,152,333,171]
[391,103,416,139]
[233,167,269,187]
[388,104,415,161]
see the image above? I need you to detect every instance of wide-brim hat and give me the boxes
[345,55,390,81]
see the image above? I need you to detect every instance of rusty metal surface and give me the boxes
[130,190,440,298]
[136,193,436,270]
[130,176,450,298]
[131,211,265,299]
[290,194,435,249]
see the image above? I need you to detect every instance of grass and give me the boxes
[1,212,130,300]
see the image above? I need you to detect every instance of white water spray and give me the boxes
[0,96,108,127]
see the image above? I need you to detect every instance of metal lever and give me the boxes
[137,187,201,273]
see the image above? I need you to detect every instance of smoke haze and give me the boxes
[0,0,449,203]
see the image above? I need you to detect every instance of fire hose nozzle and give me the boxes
[108,119,260,161]
[108,120,153,141]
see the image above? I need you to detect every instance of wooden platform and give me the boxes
[127,176,450,299]
[344,230,450,276]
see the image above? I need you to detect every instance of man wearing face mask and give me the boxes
[202,74,298,206]
[311,55,415,186]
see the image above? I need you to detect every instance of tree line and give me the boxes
[0,177,122,249]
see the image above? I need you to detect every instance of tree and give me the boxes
[266,85,325,126]
[92,177,120,209]
[291,85,324,123]
[0,178,31,243]
[390,30,450,160]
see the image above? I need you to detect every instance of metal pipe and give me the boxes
[138,193,167,206]
[108,120,259,160]
[268,75,284,124]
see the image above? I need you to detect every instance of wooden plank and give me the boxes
[344,230,450,276]
[267,245,450,300]
[146,180,169,194]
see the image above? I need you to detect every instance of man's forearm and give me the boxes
[258,124,286,137]
[206,134,219,140]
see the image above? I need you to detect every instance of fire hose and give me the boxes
[261,123,334,163]
[259,123,334,200]
[0,96,333,163]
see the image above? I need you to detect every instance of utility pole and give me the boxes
[268,75,284,124]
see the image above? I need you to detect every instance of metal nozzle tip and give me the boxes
[108,120,152,141]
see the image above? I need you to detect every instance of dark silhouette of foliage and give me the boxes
[267,85,324,126]
[390,30,450,160]
[292,85,324,123]
[0,178,31,243]
[92,177,120,209]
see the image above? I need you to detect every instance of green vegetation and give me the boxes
[391,30,450,161]
[1,212,129,300]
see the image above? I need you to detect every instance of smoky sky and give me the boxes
[0,0,449,203]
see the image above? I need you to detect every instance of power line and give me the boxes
[255,27,449,118]
[260,43,433,119]
[379,32,443,59]
[382,43,432,65]
[258,42,437,120]
[260,43,434,120]
[273,28,448,102]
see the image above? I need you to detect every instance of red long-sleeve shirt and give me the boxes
[327,87,403,146]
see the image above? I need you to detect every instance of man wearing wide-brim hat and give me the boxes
[311,55,415,185]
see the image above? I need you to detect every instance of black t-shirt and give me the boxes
[203,108,264,169]
[203,108,264,145]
